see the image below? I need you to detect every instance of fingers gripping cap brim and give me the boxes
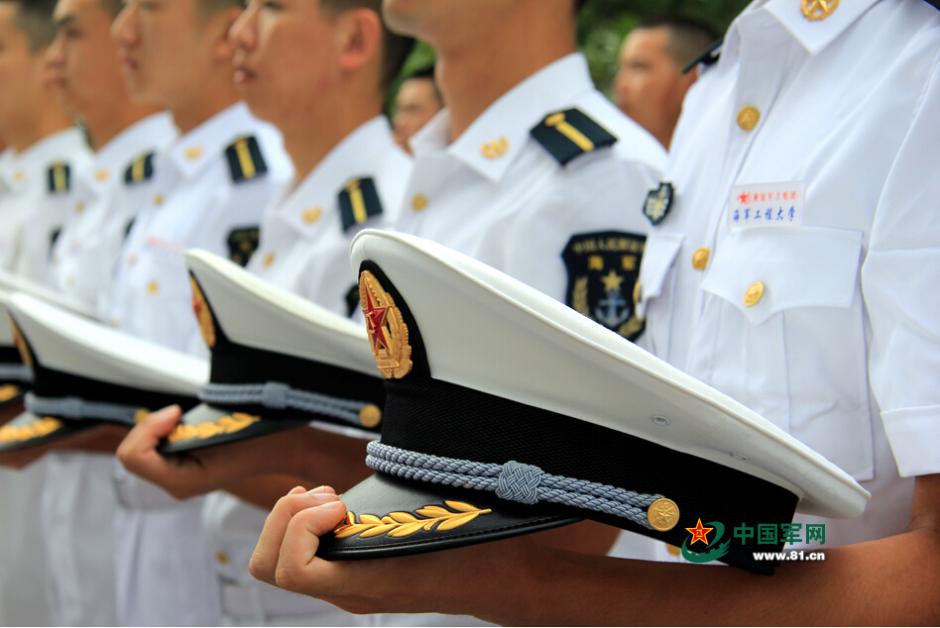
[0,411,92,453]
[159,403,310,454]
[317,473,579,560]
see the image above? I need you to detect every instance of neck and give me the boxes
[83,102,163,151]
[6,97,73,153]
[168,75,240,134]
[280,90,382,185]
[433,12,575,141]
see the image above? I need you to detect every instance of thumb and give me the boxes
[117,404,182,465]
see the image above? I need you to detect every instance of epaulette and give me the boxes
[225,136,268,184]
[682,38,722,75]
[529,108,617,166]
[124,151,155,185]
[227,226,260,268]
[338,177,383,233]
[46,163,71,194]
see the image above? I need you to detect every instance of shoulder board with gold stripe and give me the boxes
[225,136,268,184]
[338,177,383,233]
[46,163,71,194]
[529,108,617,166]
[124,151,156,185]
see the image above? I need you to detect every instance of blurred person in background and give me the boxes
[392,64,441,153]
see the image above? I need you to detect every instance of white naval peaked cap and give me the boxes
[316,229,870,574]
[0,292,207,452]
[162,249,385,454]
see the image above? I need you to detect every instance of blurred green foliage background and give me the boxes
[393,0,750,106]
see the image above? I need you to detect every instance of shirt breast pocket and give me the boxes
[636,231,684,356]
[700,227,874,481]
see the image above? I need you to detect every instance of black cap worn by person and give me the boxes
[315,230,869,574]
[159,249,384,454]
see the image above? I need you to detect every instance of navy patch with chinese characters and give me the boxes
[338,177,383,233]
[530,108,617,166]
[643,181,674,225]
[226,226,260,267]
[124,151,155,185]
[562,232,646,341]
[46,163,71,194]
[225,136,268,184]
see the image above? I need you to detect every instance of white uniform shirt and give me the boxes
[206,116,410,626]
[0,127,91,280]
[0,129,89,627]
[109,102,291,354]
[48,112,176,310]
[398,53,664,318]
[107,102,291,626]
[612,0,940,562]
[38,112,177,627]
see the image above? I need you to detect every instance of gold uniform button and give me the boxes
[13,170,25,182]
[154,194,165,206]
[358,404,382,429]
[646,497,680,532]
[215,551,229,565]
[801,0,838,21]
[301,207,322,225]
[262,253,276,268]
[184,146,203,161]
[95,169,110,182]
[146,281,160,296]
[743,281,765,307]
[691,246,710,271]
[127,254,138,267]
[736,105,760,131]
[412,194,429,212]
[75,202,86,214]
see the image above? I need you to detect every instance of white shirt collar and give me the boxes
[0,127,88,190]
[81,112,177,195]
[726,0,881,59]
[276,116,400,224]
[167,102,258,179]
[411,53,596,182]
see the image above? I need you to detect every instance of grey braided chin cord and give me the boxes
[0,364,32,383]
[25,393,138,425]
[199,381,371,427]
[366,441,661,529]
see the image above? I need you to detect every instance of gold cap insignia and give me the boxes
[359,270,412,379]
[190,278,217,348]
[10,320,33,369]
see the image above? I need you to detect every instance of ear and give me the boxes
[335,8,382,78]
[209,7,244,64]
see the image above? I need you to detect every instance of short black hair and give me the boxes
[321,0,415,91]
[635,15,719,69]
[2,0,57,51]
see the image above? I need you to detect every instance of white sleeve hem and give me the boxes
[882,405,940,477]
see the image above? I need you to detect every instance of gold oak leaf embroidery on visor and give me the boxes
[0,417,63,443]
[167,413,260,443]
[334,500,493,539]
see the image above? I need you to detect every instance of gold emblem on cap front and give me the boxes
[647,497,680,532]
[359,270,412,379]
[10,320,33,369]
[190,278,217,348]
